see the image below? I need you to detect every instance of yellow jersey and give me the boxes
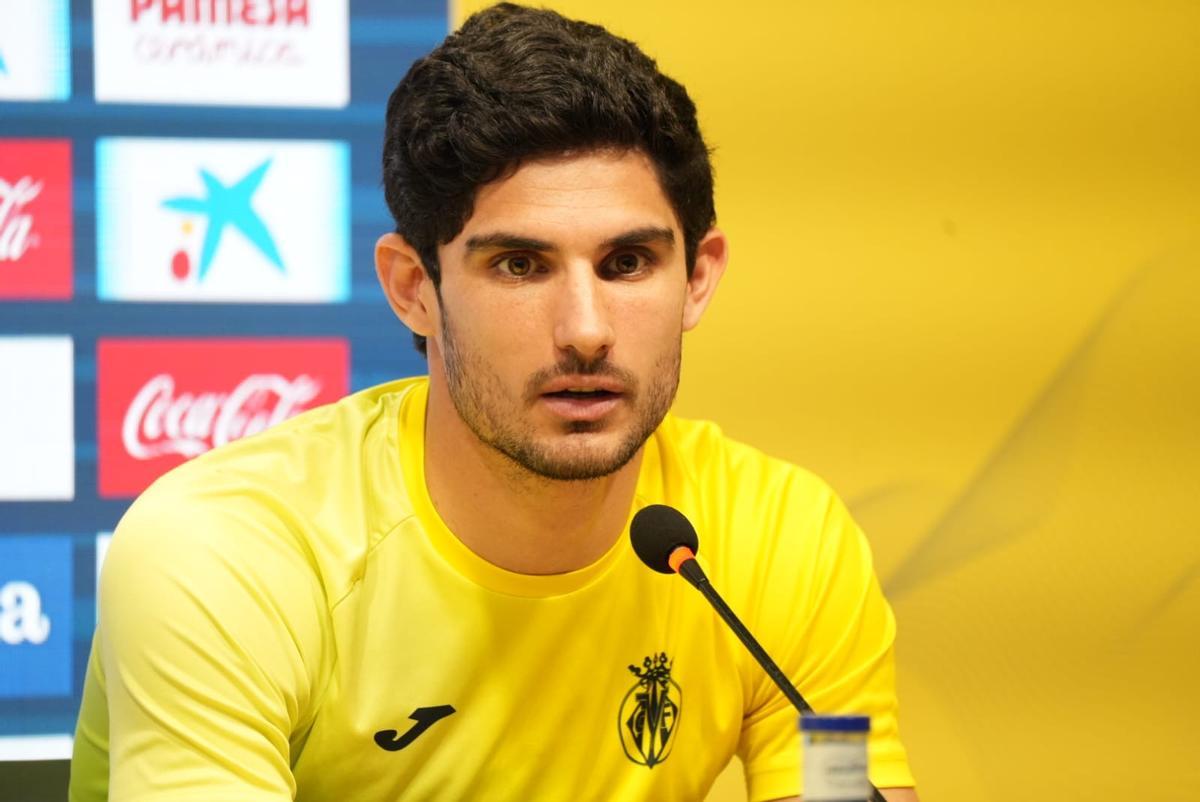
[71,378,912,801]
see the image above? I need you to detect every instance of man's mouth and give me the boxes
[538,381,625,422]
[543,388,620,400]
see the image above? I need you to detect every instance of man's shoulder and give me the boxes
[149,375,425,493]
[112,377,429,585]
[650,412,853,580]
[654,411,833,504]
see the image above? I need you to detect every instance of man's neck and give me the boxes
[422,379,643,576]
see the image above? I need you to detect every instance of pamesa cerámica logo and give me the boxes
[96,137,349,303]
[92,0,347,107]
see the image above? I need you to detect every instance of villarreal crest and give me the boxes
[619,652,682,768]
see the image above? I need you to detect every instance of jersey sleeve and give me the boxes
[732,474,914,801]
[71,479,332,801]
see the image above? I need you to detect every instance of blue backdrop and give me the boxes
[0,0,446,776]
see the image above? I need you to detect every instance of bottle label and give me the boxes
[804,740,870,801]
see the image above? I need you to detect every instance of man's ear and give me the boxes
[682,227,729,331]
[375,232,437,338]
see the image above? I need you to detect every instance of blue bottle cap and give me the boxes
[799,714,871,732]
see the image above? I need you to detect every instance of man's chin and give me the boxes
[564,419,606,434]
[494,433,642,482]
[521,454,637,483]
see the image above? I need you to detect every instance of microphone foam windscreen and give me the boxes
[630,504,700,574]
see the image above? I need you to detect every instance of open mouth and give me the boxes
[539,386,624,421]
[543,389,619,400]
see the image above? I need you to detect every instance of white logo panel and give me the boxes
[0,337,74,500]
[92,0,348,107]
[96,532,112,623]
[0,735,74,762]
[96,137,349,303]
[0,0,71,101]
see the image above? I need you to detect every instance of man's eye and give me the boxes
[497,255,534,276]
[608,251,648,276]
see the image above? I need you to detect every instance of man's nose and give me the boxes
[552,266,614,362]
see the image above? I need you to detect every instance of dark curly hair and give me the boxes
[382,3,716,354]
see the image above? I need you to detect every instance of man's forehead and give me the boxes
[453,149,682,249]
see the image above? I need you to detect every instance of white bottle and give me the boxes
[800,714,871,802]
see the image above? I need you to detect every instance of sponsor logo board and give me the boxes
[0,735,74,762]
[0,0,71,101]
[93,0,348,107]
[96,137,348,303]
[97,338,349,497]
[0,536,74,699]
[96,533,112,623]
[0,139,73,300]
[0,337,74,501]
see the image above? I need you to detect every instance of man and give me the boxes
[71,4,918,801]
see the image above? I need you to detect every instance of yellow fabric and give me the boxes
[70,377,912,801]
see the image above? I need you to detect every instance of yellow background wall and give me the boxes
[457,2,1200,799]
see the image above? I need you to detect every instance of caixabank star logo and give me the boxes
[0,0,71,101]
[96,137,349,303]
[161,157,284,284]
[619,652,682,768]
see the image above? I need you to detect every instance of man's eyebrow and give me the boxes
[464,232,556,253]
[463,227,676,254]
[602,226,675,250]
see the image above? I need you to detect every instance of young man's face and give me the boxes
[425,149,723,481]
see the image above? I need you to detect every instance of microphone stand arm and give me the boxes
[677,558,888,802]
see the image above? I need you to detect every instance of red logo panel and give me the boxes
[0,139,73,300]
[97,338,349,498]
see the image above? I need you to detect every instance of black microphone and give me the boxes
[629,504,888,802]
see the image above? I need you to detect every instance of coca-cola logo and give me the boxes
[97,337,348,498]
[122,372,321,460]
[0,139,72,300]
[0,176,43,263]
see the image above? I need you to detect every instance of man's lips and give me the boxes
[537,377,626,421]
[539,392,622,421]
[538,376,626,395]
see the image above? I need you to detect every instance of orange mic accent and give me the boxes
[667,545,695,574]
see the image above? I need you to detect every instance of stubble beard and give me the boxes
[440,311,680,482]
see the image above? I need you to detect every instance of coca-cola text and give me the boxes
[0,177,44,263]
[122,373,322,459]
[97,338,348,498]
